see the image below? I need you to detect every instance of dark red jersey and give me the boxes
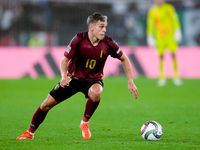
[64,31,123,81]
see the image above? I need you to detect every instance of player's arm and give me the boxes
[119,53,138,100]
[170,5,182,43]
[60,56,70,88]
[147,9,155,37]
[170,5,181,30]
[61,34,80,88]
[147,9,156,47]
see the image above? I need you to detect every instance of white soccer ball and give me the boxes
[140,120,163,140]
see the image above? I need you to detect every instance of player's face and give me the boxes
[93,20,107,40]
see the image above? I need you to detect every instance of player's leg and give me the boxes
[28,95,57,133]
[171,53,182,86]
[16,80,79,140]
[80,81,103,139]
[171,53,178,78]
[168,41,179,79]
[83,83,103,122]
[159,54,165,79]
[16,95,57,140]
[157,42,166,86]
[168,41,182,86]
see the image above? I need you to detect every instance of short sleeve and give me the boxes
[64,34,80,59]
[106,37,123,59]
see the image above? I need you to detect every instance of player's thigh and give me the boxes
[156,42,165,55]
[49,80,80,103]
[167,40,178,53]
[40,94,57,111]
[81,80,103,100]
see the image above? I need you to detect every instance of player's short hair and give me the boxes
[87,12,107,26]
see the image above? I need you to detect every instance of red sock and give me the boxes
[28,106,48,133]
[82,98,100,122]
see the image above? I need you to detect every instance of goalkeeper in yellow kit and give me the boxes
[147,0,182,86]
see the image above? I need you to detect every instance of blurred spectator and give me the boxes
[0,0,200,47]
[196,33,200,45]
[28,32,46,47]
[124,14,138,46]
[1,9,14,30]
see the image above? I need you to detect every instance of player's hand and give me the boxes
[147,35,156,47]
[174,29,182,43]
[60,75,71,88]
[128,80,138,100]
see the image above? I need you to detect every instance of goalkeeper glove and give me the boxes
[147,35,156,47]
[174,29,182,43]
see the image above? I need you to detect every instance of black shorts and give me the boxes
[49,79,103,103]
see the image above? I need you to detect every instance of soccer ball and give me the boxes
[140,120,163,140]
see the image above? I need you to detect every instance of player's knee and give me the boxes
[40,95,57,111]
[91,91,102,102]
[89,84,103,102]
[90,89,103,102]
[40,103,51,111]
[171,53,176,59]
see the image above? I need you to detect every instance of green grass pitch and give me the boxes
[0,76,199,150]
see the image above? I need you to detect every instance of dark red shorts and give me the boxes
[49,79,103,103]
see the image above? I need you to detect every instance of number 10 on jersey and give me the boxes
[86,59,96,69]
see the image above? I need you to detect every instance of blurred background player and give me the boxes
[147,0,182,86]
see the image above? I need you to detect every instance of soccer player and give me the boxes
[16,12,139,140]
[147,0,182,86]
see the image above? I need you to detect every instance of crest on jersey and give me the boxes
[100,50,105,58]
[65,45,71,53]
[54,83,60,90]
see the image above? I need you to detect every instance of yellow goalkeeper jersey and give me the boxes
[147,3,181,40]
